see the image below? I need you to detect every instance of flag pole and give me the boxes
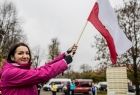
[76,21,88,45]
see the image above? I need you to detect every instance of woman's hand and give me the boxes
[66,44,78,56]
[64,55,73,64]
[64,44,78,64]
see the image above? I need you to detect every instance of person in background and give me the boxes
[70,81,76,95]
[0,42,77,95]
[66,82,71,95]
[37,83,43,95]
[91,85,96,95]
[63,83,68,95]
[50,82,57,95]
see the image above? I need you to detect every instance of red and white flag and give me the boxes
[88,0,132,64]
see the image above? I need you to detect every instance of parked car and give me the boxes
[98,82,107,91]
[74,79,93,94]
[128,85,135,92]
[43,78,71,92]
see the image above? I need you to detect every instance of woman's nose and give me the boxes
[23,53,29,58]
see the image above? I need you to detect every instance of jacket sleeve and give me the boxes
[2,59,68,87]
[42,53,65,66]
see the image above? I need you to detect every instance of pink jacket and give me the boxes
[1,53,68,95]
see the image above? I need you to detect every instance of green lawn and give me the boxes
[97,91,107,95]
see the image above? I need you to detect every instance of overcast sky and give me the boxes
[2,0,123,71]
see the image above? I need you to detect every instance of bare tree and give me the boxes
[117,0,140,94]
[31,46,42,68]
[48,38,60,60]
[0,1,26,57]
[92,35,110,69]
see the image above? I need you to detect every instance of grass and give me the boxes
[97,91,107,95]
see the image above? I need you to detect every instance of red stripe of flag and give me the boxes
[88,2,117,64]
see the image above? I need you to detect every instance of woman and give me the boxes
[0,42,77,95]
[50,82,57,95]
[70,81,76,95]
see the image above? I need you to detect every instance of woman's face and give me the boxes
[13,46,30,64]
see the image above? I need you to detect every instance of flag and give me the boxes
[88,0,132,64]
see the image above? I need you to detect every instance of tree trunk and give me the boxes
[133,58,140,95]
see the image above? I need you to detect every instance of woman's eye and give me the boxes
[26,52,30,55]
[17,52,28,55]
[18,52,23,55]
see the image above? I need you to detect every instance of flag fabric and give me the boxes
[88,0,132,64]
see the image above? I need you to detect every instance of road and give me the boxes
[40,90,63,95]
[40,89,91,95]
[40,89,135,95]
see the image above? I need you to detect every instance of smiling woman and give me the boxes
[0,42,77,95]
[7,43,31,65]
[13,46,30,64]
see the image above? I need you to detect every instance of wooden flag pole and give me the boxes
[70,21,88,56]
[76,21,88,45]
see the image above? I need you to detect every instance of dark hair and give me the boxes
[7,42,32,63]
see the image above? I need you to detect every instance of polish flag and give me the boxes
[88,0,132,64]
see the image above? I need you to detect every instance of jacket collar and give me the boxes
[6,61,31,69]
